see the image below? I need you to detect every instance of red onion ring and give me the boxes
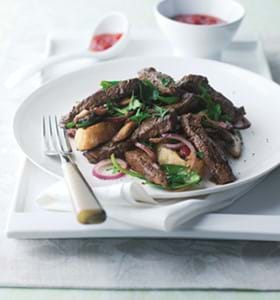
[161,133,196,154]
[135,142,156,162]
[163,142,184,150]
[92,159,127,180]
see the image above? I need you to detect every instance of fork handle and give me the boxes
[62,161,106,224]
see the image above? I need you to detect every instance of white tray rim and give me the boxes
[7,34,279,241]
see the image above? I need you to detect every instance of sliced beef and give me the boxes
[125,149,168,186]
[176,74,246,123]
[132,111,177,141]
[138,67,176,95]
[205,127,242,158]
[61,78,140,124]
[83,139,135,163]
[176,74,208,94]
[165,93,205,115]
[181,113,236,184]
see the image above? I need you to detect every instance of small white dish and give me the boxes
[155,0,245,59]
[13,56,280,199]
[5,12,129,89]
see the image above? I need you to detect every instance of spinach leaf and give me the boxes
[158,95,179,104]
[76,119,96,128]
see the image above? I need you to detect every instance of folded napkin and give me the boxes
[36,181,253,231]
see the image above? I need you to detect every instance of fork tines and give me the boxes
[42,115,72,156]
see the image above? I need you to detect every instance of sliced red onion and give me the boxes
[161,133,196,154]
[135,142,156,162]
[92,159,127,180]
[67,128,76,138]
[164,142,184,150]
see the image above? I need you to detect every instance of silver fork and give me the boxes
[42,115,106,224]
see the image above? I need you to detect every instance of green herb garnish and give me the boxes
[76,119,97,128]
[199,85,232,122]
[140,80,178,104]
[153,105,169,118]
[161,164,201,190]
[114,95,142,116]
[111,154,144,179]
[220,114,232,122]
[130,108,151,124]
[65,121,75,129]
[158,95,178,104]
[161,77,172,87]
[196,151,205,159]
[199,85,222,121]
[100,80,120,90]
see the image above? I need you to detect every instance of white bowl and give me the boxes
[155,0,245,59]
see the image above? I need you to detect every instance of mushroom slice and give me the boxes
[113,121,137,142]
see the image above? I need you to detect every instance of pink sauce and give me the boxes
[173,14,226,25]
[89,33,122,52]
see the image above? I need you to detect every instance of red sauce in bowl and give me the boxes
[89,33,122,52]
[173,14,226,25]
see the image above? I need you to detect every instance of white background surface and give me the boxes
[1,0,280,299]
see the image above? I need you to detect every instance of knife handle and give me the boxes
[62,161,106,224]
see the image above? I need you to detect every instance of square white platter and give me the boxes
[6,29,280,240]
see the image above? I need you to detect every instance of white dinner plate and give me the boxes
[13,56,280,199]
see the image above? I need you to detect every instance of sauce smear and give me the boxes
[90,33,122,52]
[173,14,225,25]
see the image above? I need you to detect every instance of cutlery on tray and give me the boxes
[42,115,106,224]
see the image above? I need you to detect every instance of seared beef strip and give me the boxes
[165,93,205,115]
[132,111,177,141]
[176,74,246,123]
[176,74,208,94]
[181,113,236,184]
[138,67,177,95]
[61,78,140,124]
[125,149,168,186]
[83,139,135,163]
[205,127,242,158]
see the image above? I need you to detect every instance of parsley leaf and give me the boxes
[196,151,205,159]
[100,80,120,90]
[161,164,201,190]
[140,80,178,104]
[130,108,151,124]
[161,77,171,87]
[114,96,142,116]
[199,85,222,121]
[106,100,116,115]
[153,105,169,118]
